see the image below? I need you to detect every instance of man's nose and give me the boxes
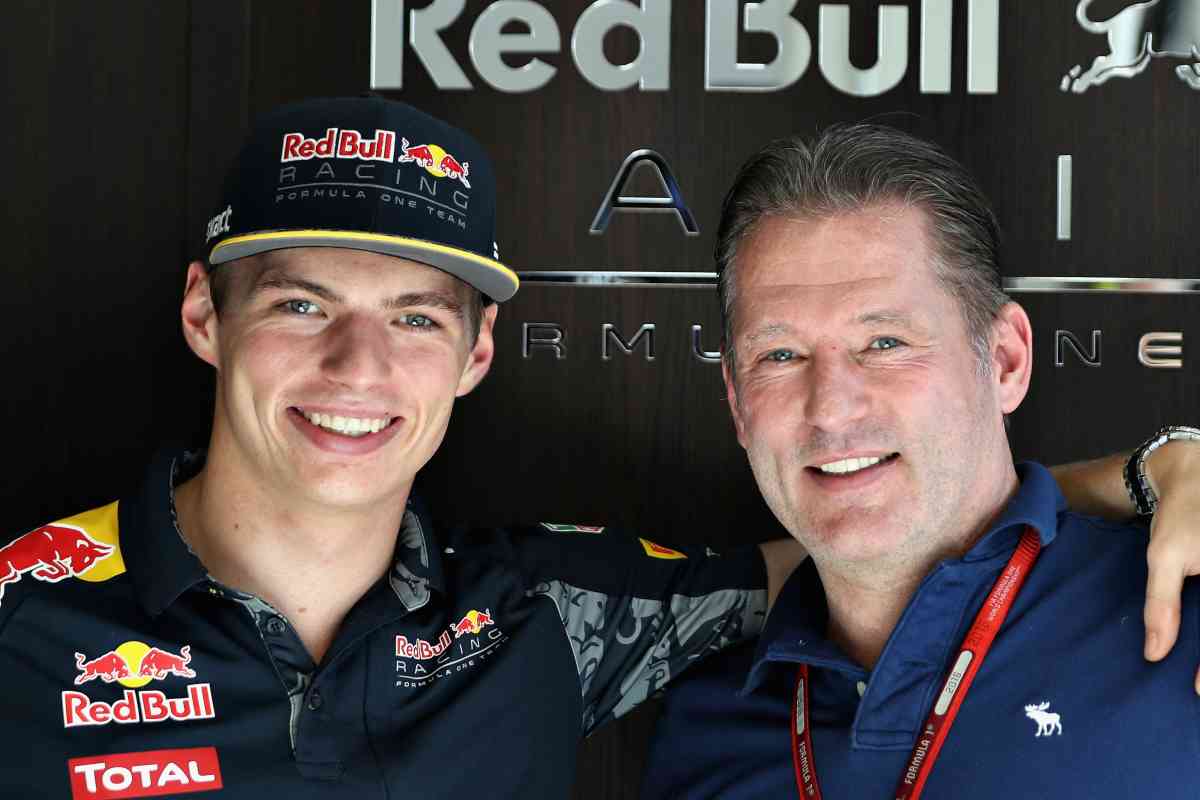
[802,348,870,432]
[319,313,393,388]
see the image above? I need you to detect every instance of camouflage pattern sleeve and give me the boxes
[513,524,768,735]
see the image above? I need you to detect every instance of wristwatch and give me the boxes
[1123,426,1200,517]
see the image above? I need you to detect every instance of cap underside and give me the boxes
[209,230,518,302]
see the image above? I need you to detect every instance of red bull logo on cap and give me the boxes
[280,127,397,163]
[0,523,113,602]
[64,641,215,728]
[452,609,494,639]
[398,137,472,189]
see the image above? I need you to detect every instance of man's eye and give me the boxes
[399,314,436,329]
[764,349,795,363]
[869,336,903,351]
[283,299,321,316]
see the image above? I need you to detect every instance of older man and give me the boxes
[642,125,1200,799]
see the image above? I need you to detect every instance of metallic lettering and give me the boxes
[524,323,567,359]
[411,0,473,89]
[818,4,908,97]
[372,0,1001,95]
[692,324,721,362]
[572,0,672,91]
[920,0,952,92]
[967,0,999,93]
[705,0,810,91]
[603,323,656,360]
[590,149,698,236]
[1138,332,1184,369]
[1057,155,1072,240]
[1055,329,1100,367]
[471,1,560,93]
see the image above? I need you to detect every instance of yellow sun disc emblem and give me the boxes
[114,641,153,688]
[423,144,449,178]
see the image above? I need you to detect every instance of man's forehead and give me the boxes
[739,205,935,291]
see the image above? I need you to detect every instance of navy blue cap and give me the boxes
[204,96,517,302]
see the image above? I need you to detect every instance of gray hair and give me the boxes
[716,123,1009,376]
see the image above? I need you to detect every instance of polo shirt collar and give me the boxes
[742,461,1065,695]
[124,449,446,619]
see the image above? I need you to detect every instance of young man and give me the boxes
[0,99,1193,799]
[643,124,1200,799]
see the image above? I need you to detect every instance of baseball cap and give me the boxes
[203,96,517,302]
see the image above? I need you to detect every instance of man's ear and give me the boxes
[181,261,220,369]
[990,301,1033,414]
[721,350,749,449]
[456,302,499,397]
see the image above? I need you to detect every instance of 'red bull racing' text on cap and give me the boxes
[203,95,518,302]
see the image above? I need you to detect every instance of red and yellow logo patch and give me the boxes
[0,502,123,604]
[639,538,687,560]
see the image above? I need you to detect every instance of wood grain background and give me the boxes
[3,2,1197,797]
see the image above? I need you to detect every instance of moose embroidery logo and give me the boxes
[1023,701,1063,737]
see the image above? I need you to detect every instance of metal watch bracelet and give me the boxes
[1123,426,1200,517]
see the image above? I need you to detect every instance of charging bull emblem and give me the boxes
[138,646,197,680]
[1062,0,1200,92]
[0,524,113,601]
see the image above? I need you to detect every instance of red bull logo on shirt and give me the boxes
[394,610,508,688]
[63,642,215,728]
[398,138,472,189]
[0,523,113,601]
[452,609,494,639]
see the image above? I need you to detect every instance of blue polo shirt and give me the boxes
[643,462,1200,799]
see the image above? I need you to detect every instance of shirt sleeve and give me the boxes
[509,523,768,735]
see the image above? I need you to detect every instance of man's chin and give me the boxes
[801,511,909,564]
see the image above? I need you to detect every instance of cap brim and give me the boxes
[209,229,518,302]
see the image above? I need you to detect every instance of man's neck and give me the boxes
[173,444,410,665]
[817,469,1020,671]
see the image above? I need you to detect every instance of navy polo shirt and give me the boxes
[643,462,1200,799]
[0,451,767,799]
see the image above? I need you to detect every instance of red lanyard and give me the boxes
[791,527,1042,800]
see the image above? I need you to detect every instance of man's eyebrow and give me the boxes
[856,309,916,327]
[743,322,796,346]
[253,275,343,304]
[383,292,465,317]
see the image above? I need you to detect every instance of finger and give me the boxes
[1143,562,1185,661]
[1194,665,1200,696]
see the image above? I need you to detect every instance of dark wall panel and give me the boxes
[5,2,1199,798]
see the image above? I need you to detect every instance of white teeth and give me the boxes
[302,410,391,437]
[817,456,885,475]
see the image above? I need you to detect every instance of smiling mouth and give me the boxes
[810,453,899,475]
[295,409,397,438]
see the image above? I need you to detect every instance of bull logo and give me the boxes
[0,523,113,600]
[398,138,472,189]
[138,645,196,680]
[1062,0,1200,92]
[74,651,131,685]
